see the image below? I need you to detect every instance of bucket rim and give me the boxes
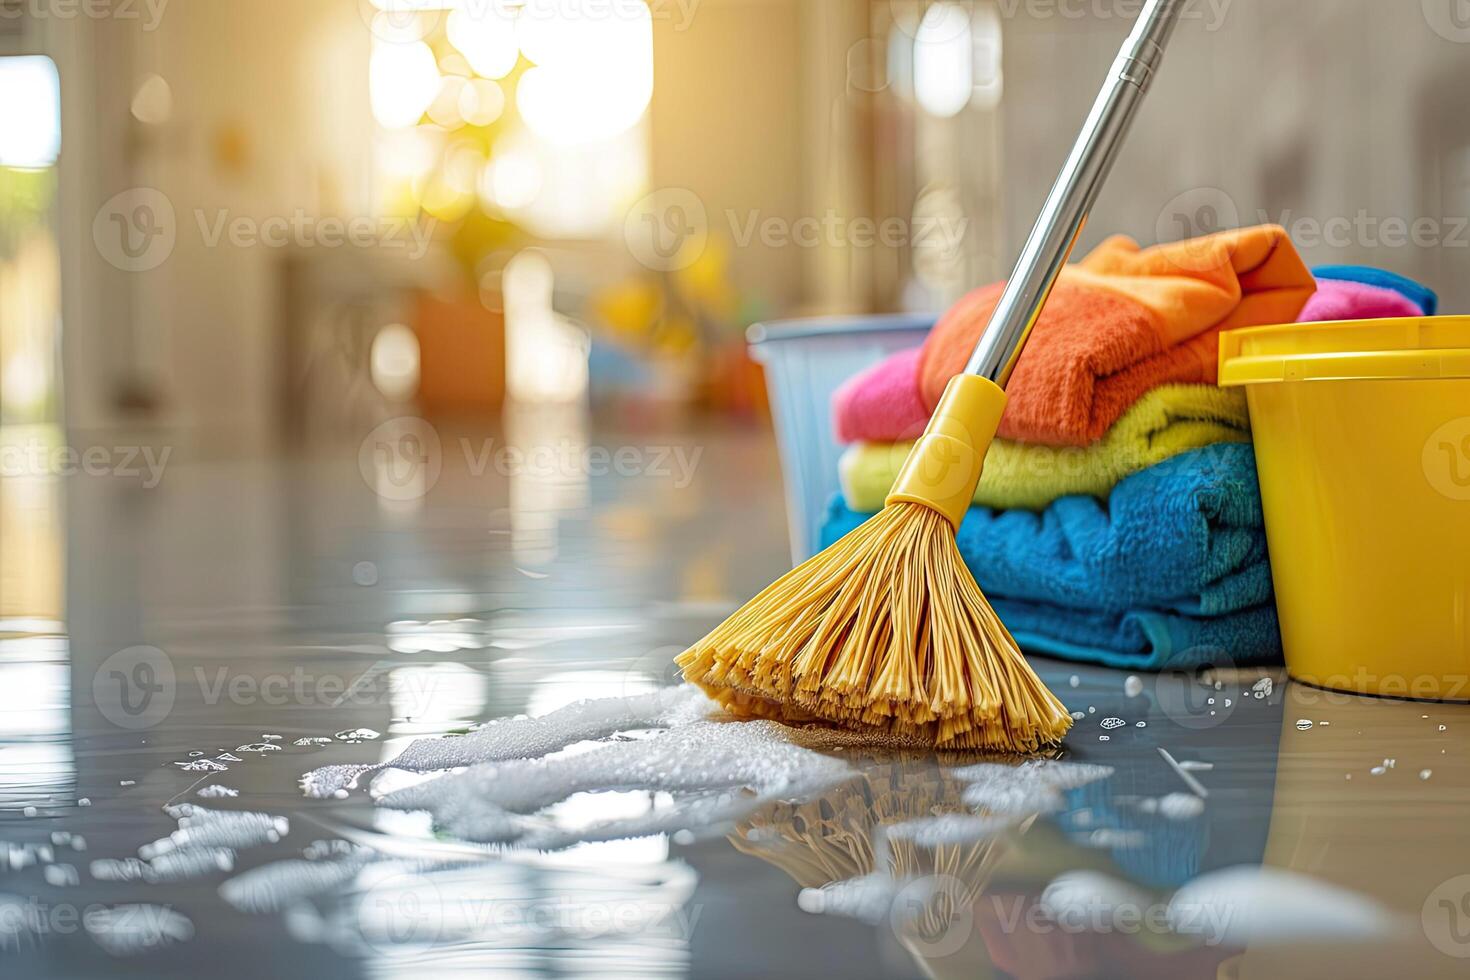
[746,313,937,347]
[1219,315,1470,385]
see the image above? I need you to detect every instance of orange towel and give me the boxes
[917,226,1316,446]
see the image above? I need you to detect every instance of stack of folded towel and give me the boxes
[822,226,1436,671]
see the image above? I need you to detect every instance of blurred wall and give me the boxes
[41,0,1470,452]
[54,0,373,447]
[650,0,877,317]
[996,0,1470,311]
[56,0,881,447]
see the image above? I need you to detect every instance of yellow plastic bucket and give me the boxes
[1219,316,1470,701]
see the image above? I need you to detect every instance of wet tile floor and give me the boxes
[2,411,1469,978]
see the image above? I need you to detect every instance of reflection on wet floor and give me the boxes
[2,416,1470,978]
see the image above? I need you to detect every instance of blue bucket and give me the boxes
[749,314,935,564]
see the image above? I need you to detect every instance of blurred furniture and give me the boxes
[414,290,505,416]
[277,247,448,445]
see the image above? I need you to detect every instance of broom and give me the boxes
[680,0,1183,752]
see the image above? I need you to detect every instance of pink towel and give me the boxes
[832,277,1427,445]
[831,346,929,443]
[1297,277,1423,322]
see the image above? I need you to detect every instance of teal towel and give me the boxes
[819,444,1283,670]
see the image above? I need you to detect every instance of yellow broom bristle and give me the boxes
[678,501,1073,753]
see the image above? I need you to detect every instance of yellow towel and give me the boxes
[839,384,1251,513]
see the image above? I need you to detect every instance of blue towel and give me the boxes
[1314,265,1438,315]
[823,444,1270,616]
[820,443,1283,671]
[991,599,1281,671]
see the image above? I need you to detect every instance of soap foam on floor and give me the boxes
[300,686,715,799]
[299,688,854,848]
[143,805,289,858]
[952,760,1115,813]
[376,717,855,846]
[219,852,375,914]
[90,804,292,889]
[879,812,1018,848]
[1167,866,1403,945]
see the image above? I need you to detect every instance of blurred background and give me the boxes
[1,6,1469,975]
[3,0,1469,621]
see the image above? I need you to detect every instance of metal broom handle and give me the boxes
[965,0,1184,386]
